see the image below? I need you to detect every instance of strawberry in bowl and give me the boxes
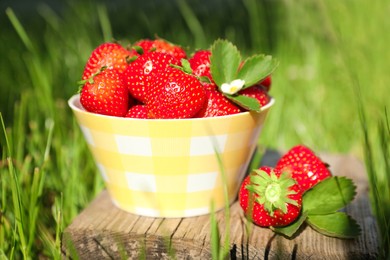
[69,38,278,218]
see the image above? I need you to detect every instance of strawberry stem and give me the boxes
[76,66,107,93]
[265,183,282,203]
[247,169,298,216]
[132,45,144,55]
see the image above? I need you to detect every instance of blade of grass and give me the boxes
[5,8,36,54]
[97,3,112,42]
[176,0,206,48]
[54,193,63,260]
[27,167,44,252]
[13,94,28,165]
[27,118,54,252]
[243,0,267,51]
[377,109,390,258]
[213,150,230,260]
[1,113,28,259]
[356,82,390,259]
[210,201,220,260]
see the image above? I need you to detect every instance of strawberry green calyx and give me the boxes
[131,45,145,56]
[126,55,138,63]
[171,59,212,85]
[77,66,107,92]
[170,59,193,75]
[246,170,299,216]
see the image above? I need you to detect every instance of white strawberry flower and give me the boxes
[221,79,245,95]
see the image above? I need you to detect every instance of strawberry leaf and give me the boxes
[226,94,261,112]
[303,176,357,215]
[237,55,279,89]
[307,212,361,238]
[210,39,241,87]
[271,211,308,238]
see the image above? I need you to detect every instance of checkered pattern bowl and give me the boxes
[68,94,274,218]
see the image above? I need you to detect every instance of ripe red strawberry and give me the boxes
[125,104,148,118]
[238,85,271,107]
[80,68,130,117]
[259,75,272,91]
[147,67,206,119]
[275,145,332,192]
[195,89,241,118]
[188,50,216,90]
[82,42,137,80]
[123,51,180,103]
[239,166,303,227]
[134,38,187,60]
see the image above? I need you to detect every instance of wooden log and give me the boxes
[61,151,379,259]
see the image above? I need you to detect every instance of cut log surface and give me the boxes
[62,151,379,259]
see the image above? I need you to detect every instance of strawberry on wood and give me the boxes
[239,166,303,227]
[275,145,332,192]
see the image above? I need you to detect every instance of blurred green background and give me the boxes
[0,0,389,258]
[1,0,388,152]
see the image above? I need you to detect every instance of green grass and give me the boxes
[0,0,389,259]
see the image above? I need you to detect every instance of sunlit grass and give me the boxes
[358,96,390,258]
[0,0,389,258]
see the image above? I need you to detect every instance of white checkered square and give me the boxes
[125,172,157,192]
[135,207,160,217]
[184,207,210,217]
[189,135,227,155]
[114,135,152,156]
[187,172,218,192]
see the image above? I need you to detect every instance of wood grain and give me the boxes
[62,151,379,259]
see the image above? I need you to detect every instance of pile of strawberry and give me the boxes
[239,145,361,238]
[78,38,278,119]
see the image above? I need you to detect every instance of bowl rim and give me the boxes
[68,94,275,121]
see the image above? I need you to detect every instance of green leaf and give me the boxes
[226,94,261,112]
[237,55,279,88]
[303,177,357,215]
[210,39,241,87]
[272,212,308,238]
[180,59,193,74]
[307,212,361,239]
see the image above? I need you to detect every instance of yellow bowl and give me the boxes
[68,94,274,218]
